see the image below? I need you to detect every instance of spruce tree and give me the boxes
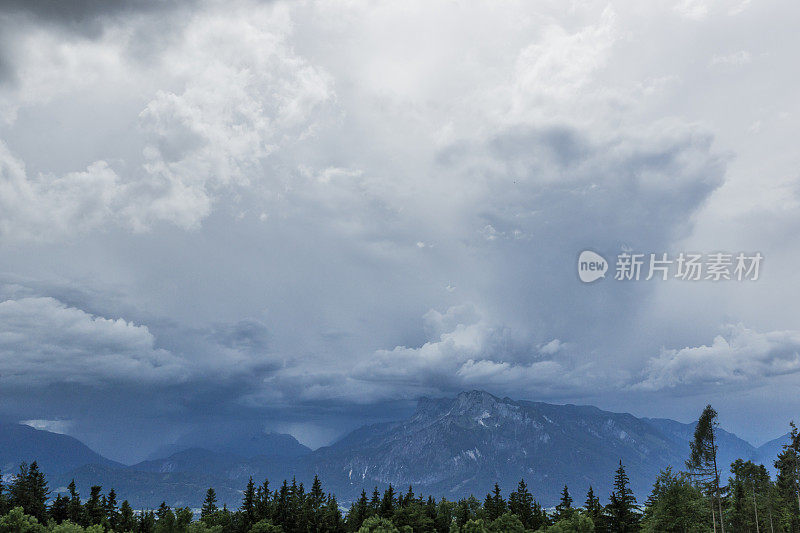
[243,476,257,525]
[554,485,573,521]
[606,460,639,532]
[8,462,30,514]
[175,507,193,530]
[156,501,171,520]
[784,422,800,515]
[8,461,49,523]
[641,467,711,533]
[380,485,396,518]
[508,479,535,529]
[84,485,104,526]
[201,487,218,521]
[310,475,325,510]
[216,503,234,531]
[105,488,119,531]
[348,490,370,530]
[155,501,175,532]
[687,405,725,533]
[305,475,325,530]
[483,492,494,522]
[67,479,82,524]
[286,477,302,531]
[0,468,5,515]
[730,477,748,532]
[425,495,437,524]
[275,480,290,528]
[434,498,455,533]
[531,500,548,531]
[729,459,772,533]
[455,496,480,528]
[139,509,156,533]
[369,487,381,515]
[483,483,505,521]
[26,463,49,525]
[119,500,136,532]
[256,479,271,522]
[49,494,69,524]
[322,494,344,532]
[401,485,414,508]
[775,441,800,533]
[585,485,606,531]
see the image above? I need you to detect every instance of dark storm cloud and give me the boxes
[0,0,193,35]
[209,320,271,354]
[0,281,290,460]
[0,0,195,85]
[0,53,11,84]
[420,125,725,358]
[0,278,279,406]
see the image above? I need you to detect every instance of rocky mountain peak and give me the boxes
[454,390,504,410]
[411,391,521,430]
[414,391,506,417]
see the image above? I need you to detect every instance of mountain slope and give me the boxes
[753,433,790,475]
[0,422,120,476]
[303,391,706,505]
[0,423,309,508]
[167,430,311,461]
[642,417,756,473]
[6,392,775,509]
[131,448,248,475]
[52,463,243,509]
[53,450,301,509]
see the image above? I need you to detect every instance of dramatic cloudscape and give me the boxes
[0,0,798,462]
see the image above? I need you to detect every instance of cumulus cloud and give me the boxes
[635,324,800,390]
[0,2,332,239]
[507,6,617,123]
[0,292,282,396]
[674,0,712,20]
[346,305,624,401]
[710,50,753,66]
[0,143,127,240]
[131,3,332,230]
[0,296,187,387]
[539,339,564,355]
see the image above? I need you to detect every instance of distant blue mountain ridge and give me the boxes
[0,392,791,509]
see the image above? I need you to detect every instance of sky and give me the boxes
[0,0,799,463]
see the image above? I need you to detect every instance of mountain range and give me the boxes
[0,422,122,475]
[0,391,790,509]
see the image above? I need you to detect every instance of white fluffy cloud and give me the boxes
[0,2,332,239]
[0,143,124,239]
[636,324,800,390]
[130,3,332,230]
[0,296,187,386]
[346,305,624,401]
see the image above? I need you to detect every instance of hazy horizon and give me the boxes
[11,389,793,463]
